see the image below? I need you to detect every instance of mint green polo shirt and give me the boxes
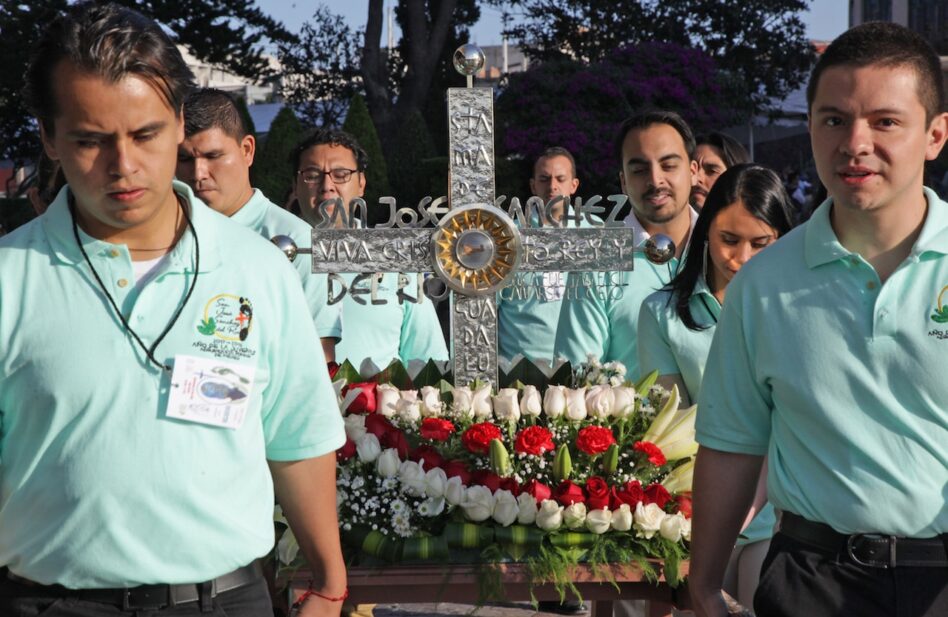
[334,272,448,369]
[638,283,775,545]
[498,215,597,362]
[553,210,695,377]
[231,189,342,340]
[0,181,345,588]
[698,188,948,537]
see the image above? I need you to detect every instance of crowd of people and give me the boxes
[0,2,945,617]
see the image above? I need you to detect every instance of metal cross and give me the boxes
[274,44,674,388]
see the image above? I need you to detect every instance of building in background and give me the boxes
[851,0,948,54]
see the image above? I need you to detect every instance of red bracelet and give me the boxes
[292,585,349,607]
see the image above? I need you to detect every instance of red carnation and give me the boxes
[514,426,555,456]
[522,479,552,505]
[553,480,586,506]
[337,437,357,462]
[443,459,472,485]
[410,445,445,470]
[471,469,502,492]
[611,480,645,509]
[364,413,396,439]
[575,426,616,455]
[326,361,340,380]
[644,483,673,509]
[461,422,503,455]
[675,492,693,519]
[634,441,667,466]
[420,417,456,442]
[380,429,409,459]
[584,476,611,510]
[343,382,378,414]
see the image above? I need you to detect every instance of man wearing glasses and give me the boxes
[291,128,448,371]
[177,88,341,361]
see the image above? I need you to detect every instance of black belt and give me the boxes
[779,512,948,568]
[6,561,263,610]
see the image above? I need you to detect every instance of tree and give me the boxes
[254,106,302,205]
[342,94,390,225]
[0,0,293,170]
[491,0,814,116]
[276,5,363,128]
[496,42,743,195]
[387,108,436,212]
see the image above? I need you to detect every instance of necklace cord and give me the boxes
[70,195,200,372]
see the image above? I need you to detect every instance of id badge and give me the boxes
[166,355,256,429]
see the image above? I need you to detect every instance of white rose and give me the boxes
[472,384,493,419]
[535,499,564,531]
[424,467,448,498]
[451,386,474,419]
[355,433,381,463]
[520,385,542,418]
[516,492,538,525]
[585,385,615,419]
[376,384,401,418]
[681,515,692,542]
[460,485,495,522]
[493,388,521,423]
[585,508,613,534]
[633,502,666,539]
[420,386,443,417]
[543,385,567,419]
[565,387,588,422]
[343,414,367,441]
[611,504,633,531]
[660,512,688,543]
[563,502,587,529]
[396,398,422,423]
[444,475,465,506]
[492,489,520,527]
[399,389,419,403]
[398,459,427,496]
[376,448,400,478]
[418,496,446,517]
[611,387,636,418]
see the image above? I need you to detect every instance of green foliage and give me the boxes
[387,109,437,215]
[343,94,391,226]
[490,0,814,115]
[253,106,301,206]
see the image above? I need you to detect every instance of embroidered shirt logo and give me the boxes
[193,294,257,361]
[930,285,948,323]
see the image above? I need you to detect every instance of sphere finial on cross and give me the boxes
[453,44,486,77]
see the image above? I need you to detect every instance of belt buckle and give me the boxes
[122,585,169,610]
[846,533,896,568]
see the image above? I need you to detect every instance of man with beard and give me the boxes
[554,111,698,376]
[691,132,750,210]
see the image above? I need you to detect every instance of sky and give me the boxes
[256,1,850,46]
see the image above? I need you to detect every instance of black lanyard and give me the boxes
[70,196,200,372]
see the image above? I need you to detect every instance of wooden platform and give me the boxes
[284,562,689,617]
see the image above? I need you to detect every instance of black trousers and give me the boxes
[754,532,948,617]
[0,575,273,617]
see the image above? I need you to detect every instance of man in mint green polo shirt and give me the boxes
[554,111,698,377]
[498,146,583,363]
[0,5,346,616]
[176,88,342,362]
[290,128,448,371]
[690,22,948,617]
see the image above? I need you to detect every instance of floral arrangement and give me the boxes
[277,356,698,599]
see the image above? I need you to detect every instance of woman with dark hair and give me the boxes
[637,163,794,611]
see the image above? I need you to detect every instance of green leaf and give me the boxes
[413,359,445,388]
[196,317,216,336]
[634,369,659,396]
[549,361,574,386]
[335,359,362,384]
[501,357,550,389]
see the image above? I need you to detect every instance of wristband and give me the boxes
[292,584,349,607]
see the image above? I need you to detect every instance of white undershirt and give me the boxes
[131,254,170,286]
